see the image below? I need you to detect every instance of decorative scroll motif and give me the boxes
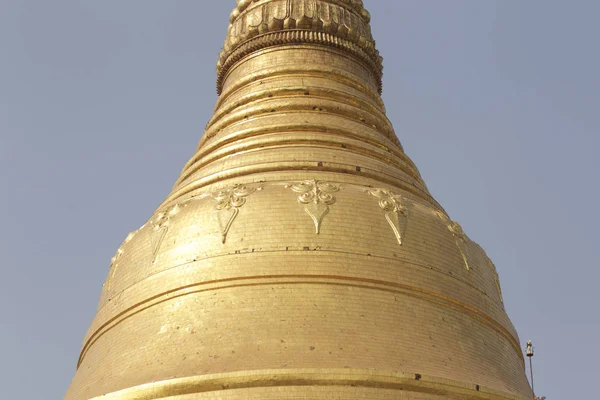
[105,228,140,291]
[224,0,374,53]
[286,180,340,234]
[487,257,504,304]
[434,210,470,271]
[218,0,382,94]
[494,275,504,304]
[367,188,411,245]
[151,203,185,263]
[211,184,262,243]
[448,221,470,271]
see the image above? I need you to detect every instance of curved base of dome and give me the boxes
[89,369,529,400]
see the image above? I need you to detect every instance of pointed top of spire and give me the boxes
[217,0,383,94]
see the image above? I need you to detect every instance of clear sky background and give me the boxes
[1,1,598,399]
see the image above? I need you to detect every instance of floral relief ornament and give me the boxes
[212,183,262,243]
[104,225,144,291]
[433,210,470,271]
[286,180,341,234]
[367,188,411,245]
[150,203,186,263]
[448,220,470,271]
[487,256,504,304]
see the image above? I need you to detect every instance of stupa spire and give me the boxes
[66,1,534,399]
[165,0,436,214]
[217,0,381,94]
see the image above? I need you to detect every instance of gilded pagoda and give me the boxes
[66,1,534,399]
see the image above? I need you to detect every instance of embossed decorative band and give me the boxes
[218,0,383,94]
[218,29,383,94]
[231,0,372,24]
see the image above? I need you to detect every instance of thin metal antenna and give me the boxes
[526,340,535,399]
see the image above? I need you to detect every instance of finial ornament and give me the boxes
[217,0,383,94]
[526,340,534,357]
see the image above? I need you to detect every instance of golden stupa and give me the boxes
[66,1,534,399]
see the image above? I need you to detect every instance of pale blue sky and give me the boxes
[1,1,598,399]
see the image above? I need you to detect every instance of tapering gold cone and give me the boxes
[66,1,533,399]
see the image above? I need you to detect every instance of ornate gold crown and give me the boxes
[217,0,383,94]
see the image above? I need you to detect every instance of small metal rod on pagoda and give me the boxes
[526,340,535,399]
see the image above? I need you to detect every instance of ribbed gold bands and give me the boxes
[91,369,529,400]
[79,273,520,369]
[218,29,383,94]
